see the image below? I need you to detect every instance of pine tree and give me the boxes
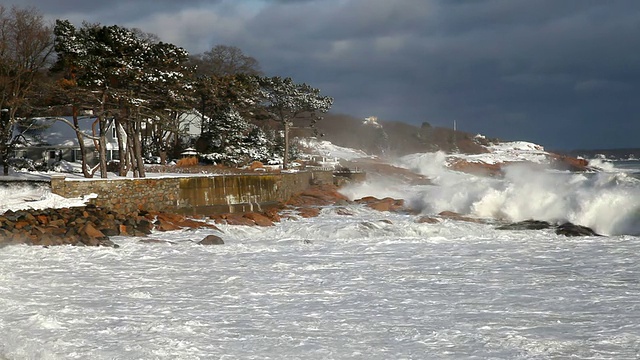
[256,76,333,169]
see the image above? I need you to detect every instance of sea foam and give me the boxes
[347,152,640,236]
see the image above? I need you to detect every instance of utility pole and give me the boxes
[452,119,459,153]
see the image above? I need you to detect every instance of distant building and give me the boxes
[363,116,382,128]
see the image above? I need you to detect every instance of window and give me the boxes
[74,149,83,161]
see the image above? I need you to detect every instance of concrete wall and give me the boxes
[50,171,335,215]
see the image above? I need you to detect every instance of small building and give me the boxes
[180,147,198,158]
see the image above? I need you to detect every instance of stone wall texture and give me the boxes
[50,171,336,215]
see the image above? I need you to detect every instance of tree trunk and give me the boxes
[133,117,146,178]
[1,108,12,176]
[98,117,108,178]
[126,121,137,177]
[283,120,290,170]
[72,107,91,178]
[115,117,127,176]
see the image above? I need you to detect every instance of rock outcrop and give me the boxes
[496,219,600,237]
[199,234,225,245]
[0,205,221,247]
[555,222,601,237]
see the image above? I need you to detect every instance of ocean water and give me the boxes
[1,154,640,359]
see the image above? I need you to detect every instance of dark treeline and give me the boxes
[0,5,332,177]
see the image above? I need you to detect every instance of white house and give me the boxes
[178,110,204,142]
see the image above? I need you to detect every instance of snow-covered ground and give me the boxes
[297,138,373,163]
[449,141,550,165]
[2,140,640,359]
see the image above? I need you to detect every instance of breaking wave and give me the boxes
[344,152,640,236]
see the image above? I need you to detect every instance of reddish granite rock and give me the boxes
[548,153,590,172]
[448,159,504,177]
[154,220,181,232]
[79,223,107,240]
[438,211,485,223]
[262,208,282,222]
[298,207,321,218]
[286,184,349,207]
[223,213,256,226]
[154,212,219,231]
[243,212,274,226]
[355,196,407,212]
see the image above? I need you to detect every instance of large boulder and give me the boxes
[298,207,321,218]
[447,159,504,177]
[548,154,591,172]
[437,211,486,223]
[286,184,349,207]
[243,212,274,226]
[555,222,601,237]
[497,220,552,231]
[199,234,224,245]
[355,196,407,212]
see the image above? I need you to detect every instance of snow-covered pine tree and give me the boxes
[256,76,333,169]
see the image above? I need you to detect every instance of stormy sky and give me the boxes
[10,0,640,150]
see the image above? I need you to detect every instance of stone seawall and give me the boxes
[50,171,335,215]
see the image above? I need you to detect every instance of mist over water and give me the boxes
[343,152,640,236]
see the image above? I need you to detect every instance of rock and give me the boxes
[448,159,504,177]
[335,207,354,216]
[101,227,119,237]
[356,196,406,212]
[80,223,107,240]
[262,208,282,222]
[153,212,219,231]
[548,154,590,172]
[286,184,349,207]
[243,212,274,227]
[555,222,601,237]
[155,220,181,232]
[298,207,321,218]
[438,211,485,223]
[223,213,256,226]
[135,219,154,234]
[416,216,440,224]
[199,234,224,245]
[98,238,119,248]
[497,220,552,230]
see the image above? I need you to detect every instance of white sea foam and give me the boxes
[375,152,640,236]
[0,211,639,359]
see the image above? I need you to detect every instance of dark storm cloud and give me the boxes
[10,0,640,149]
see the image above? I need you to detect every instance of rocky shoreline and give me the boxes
[0,181,602,248]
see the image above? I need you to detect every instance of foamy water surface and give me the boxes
[1,206,639,359]
[1,155,640,359]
